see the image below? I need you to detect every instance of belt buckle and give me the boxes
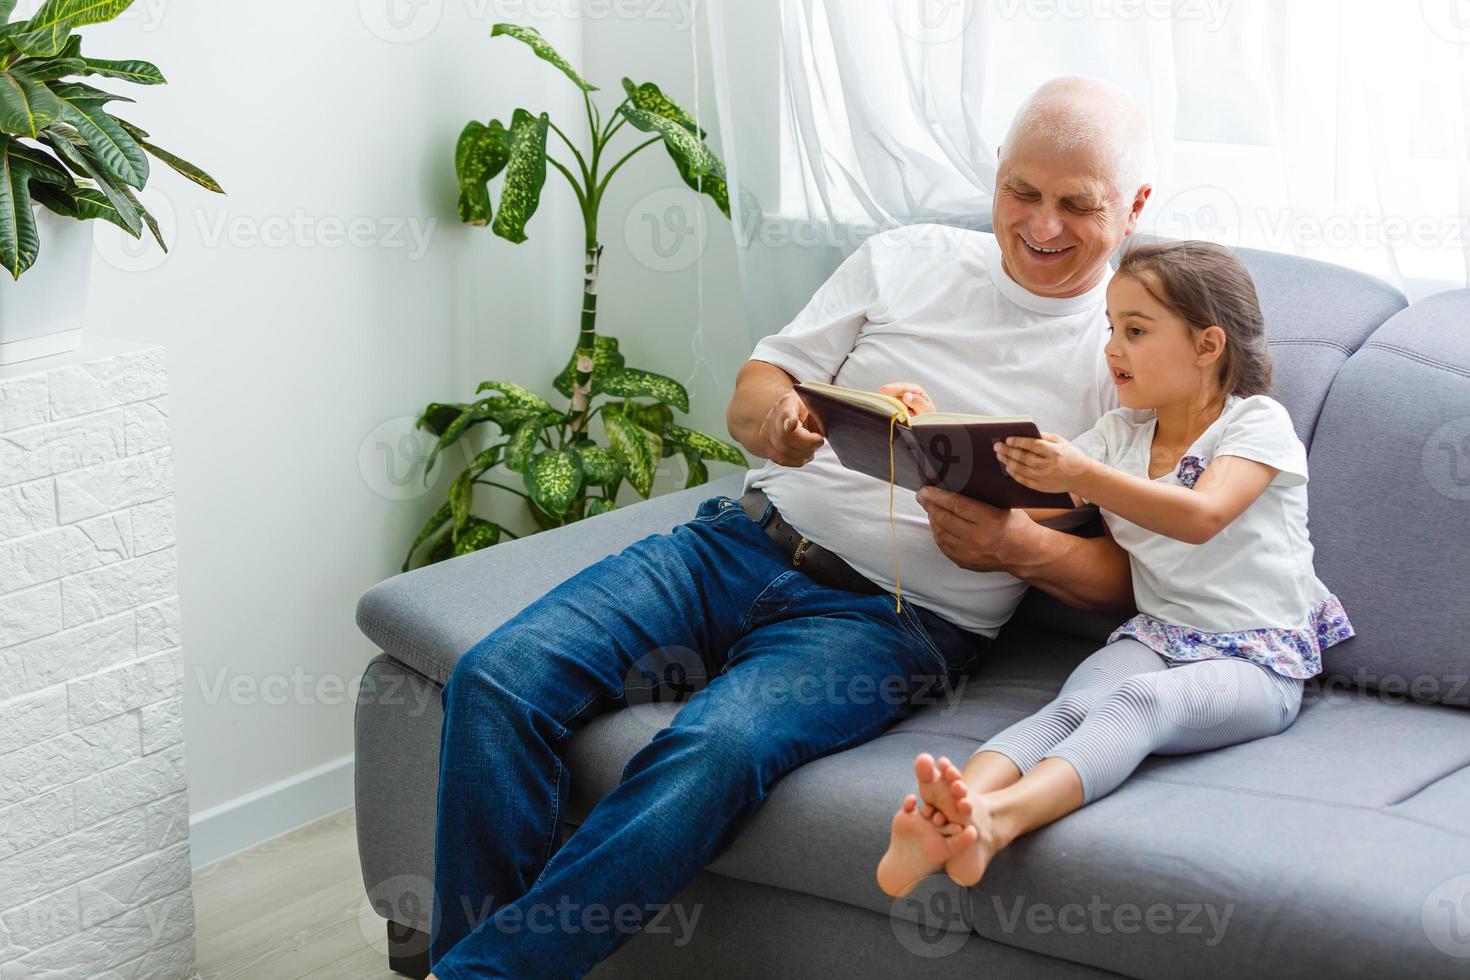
[792,536,810,567]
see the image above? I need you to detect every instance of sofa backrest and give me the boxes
[1306,290,1470,708]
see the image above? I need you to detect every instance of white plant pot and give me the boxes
[0,207,94,366]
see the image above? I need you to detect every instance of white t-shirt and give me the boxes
[1070,393,1331,632]
[744,223,1118,636]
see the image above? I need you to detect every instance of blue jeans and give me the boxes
[429,493,986,978]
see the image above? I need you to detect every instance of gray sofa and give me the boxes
[353,244,1470,979]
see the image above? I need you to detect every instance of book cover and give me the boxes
[795,382,1076,509]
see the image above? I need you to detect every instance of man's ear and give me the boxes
[1195,325,1226,367]
[1124,183,1152,234]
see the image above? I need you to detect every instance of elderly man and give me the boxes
[427,76,1152,980]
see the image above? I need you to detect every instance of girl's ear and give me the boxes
[1195,325,1227,368]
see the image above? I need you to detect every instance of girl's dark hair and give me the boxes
[1115,239,1272,398]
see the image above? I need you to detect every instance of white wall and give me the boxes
[64,1,749,863]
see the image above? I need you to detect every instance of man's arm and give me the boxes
[917,487,1134,615]
[726,359,827,467]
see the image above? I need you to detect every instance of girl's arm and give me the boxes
[1074,456,1278,544]
[997,434,1279,545]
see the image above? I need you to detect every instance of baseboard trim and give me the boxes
[189,752,355,870]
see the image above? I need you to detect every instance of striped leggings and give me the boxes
[976,638,1304,804]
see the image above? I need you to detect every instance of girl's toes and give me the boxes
[915,753,938,783]
[901,794,918,813]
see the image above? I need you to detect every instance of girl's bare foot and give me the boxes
[939,776,1008,887]
[914,752,965,822]
[876,794,979,897]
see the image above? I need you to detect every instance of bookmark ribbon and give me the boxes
[888,412,903,614]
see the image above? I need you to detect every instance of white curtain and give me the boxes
[704,0,1470,345]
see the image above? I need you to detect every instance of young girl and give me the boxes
[875,239,1355,897]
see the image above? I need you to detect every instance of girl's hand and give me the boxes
[880,382,936,416]
[995,432,1095,493]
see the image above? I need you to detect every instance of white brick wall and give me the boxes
[0,345,196,980]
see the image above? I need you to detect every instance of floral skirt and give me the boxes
[1108,594,1355,680]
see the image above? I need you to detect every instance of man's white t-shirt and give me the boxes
[743,223,1118,636]
[1070,393,1331,632]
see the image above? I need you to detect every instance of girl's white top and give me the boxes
[1071,394,1353,678]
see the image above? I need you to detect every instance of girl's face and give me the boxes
[1103,272,1224,411]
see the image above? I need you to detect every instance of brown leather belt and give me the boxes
[740,488,883,596]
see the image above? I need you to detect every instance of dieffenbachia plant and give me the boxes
[403,22,746,570]
[0,0,223,279]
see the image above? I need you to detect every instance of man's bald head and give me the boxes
[1000,76,1151,198]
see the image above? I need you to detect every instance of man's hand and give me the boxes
[915,486,1034,572]
[727,360,827,467]
[759,390,826,467]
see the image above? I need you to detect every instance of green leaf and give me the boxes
[416,402,467,438]
[78,57,165,85]
[474,379,556,415]
[115,120,222,193]
[0,2,18,24]
[71,186,143,235]
[619,105,724,182]
[681,446,709,489]
[449,443,507,532]
[491,23,597,92]
[0,71,62,136]
[402,501,452,572]
[40,123,141,235]
[14,0,136,57]
[553,335,623,399]
[29,179,76,217]
[11,57,85,83]
[577,445,620,485]
[666,424,746,466]
[47,85,147,188]
[618,81,730,218]
[490,108,547,244]
[595,368,689,412]
[523,449,583,518]
[423,399,502,478]
[586,498,616,518]
[622,401,673,433]
[454,118,509,227]
[453,517,502,556]
[0,137,40,277]
[604,410,659,498]
[504,413,553,473]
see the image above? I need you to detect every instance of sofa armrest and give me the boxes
[354,474,746,686]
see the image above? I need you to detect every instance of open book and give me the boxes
[795,381,1075,509]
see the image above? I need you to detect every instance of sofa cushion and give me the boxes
[555,621,1470,979]
[355,475,747,684]
[1306,290,1470,706]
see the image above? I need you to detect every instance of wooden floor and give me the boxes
[193,807,401,980]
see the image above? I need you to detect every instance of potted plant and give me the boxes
[403,23,748,570]
[0,0,223,365]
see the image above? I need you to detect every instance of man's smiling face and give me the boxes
[991,135,1147,299]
